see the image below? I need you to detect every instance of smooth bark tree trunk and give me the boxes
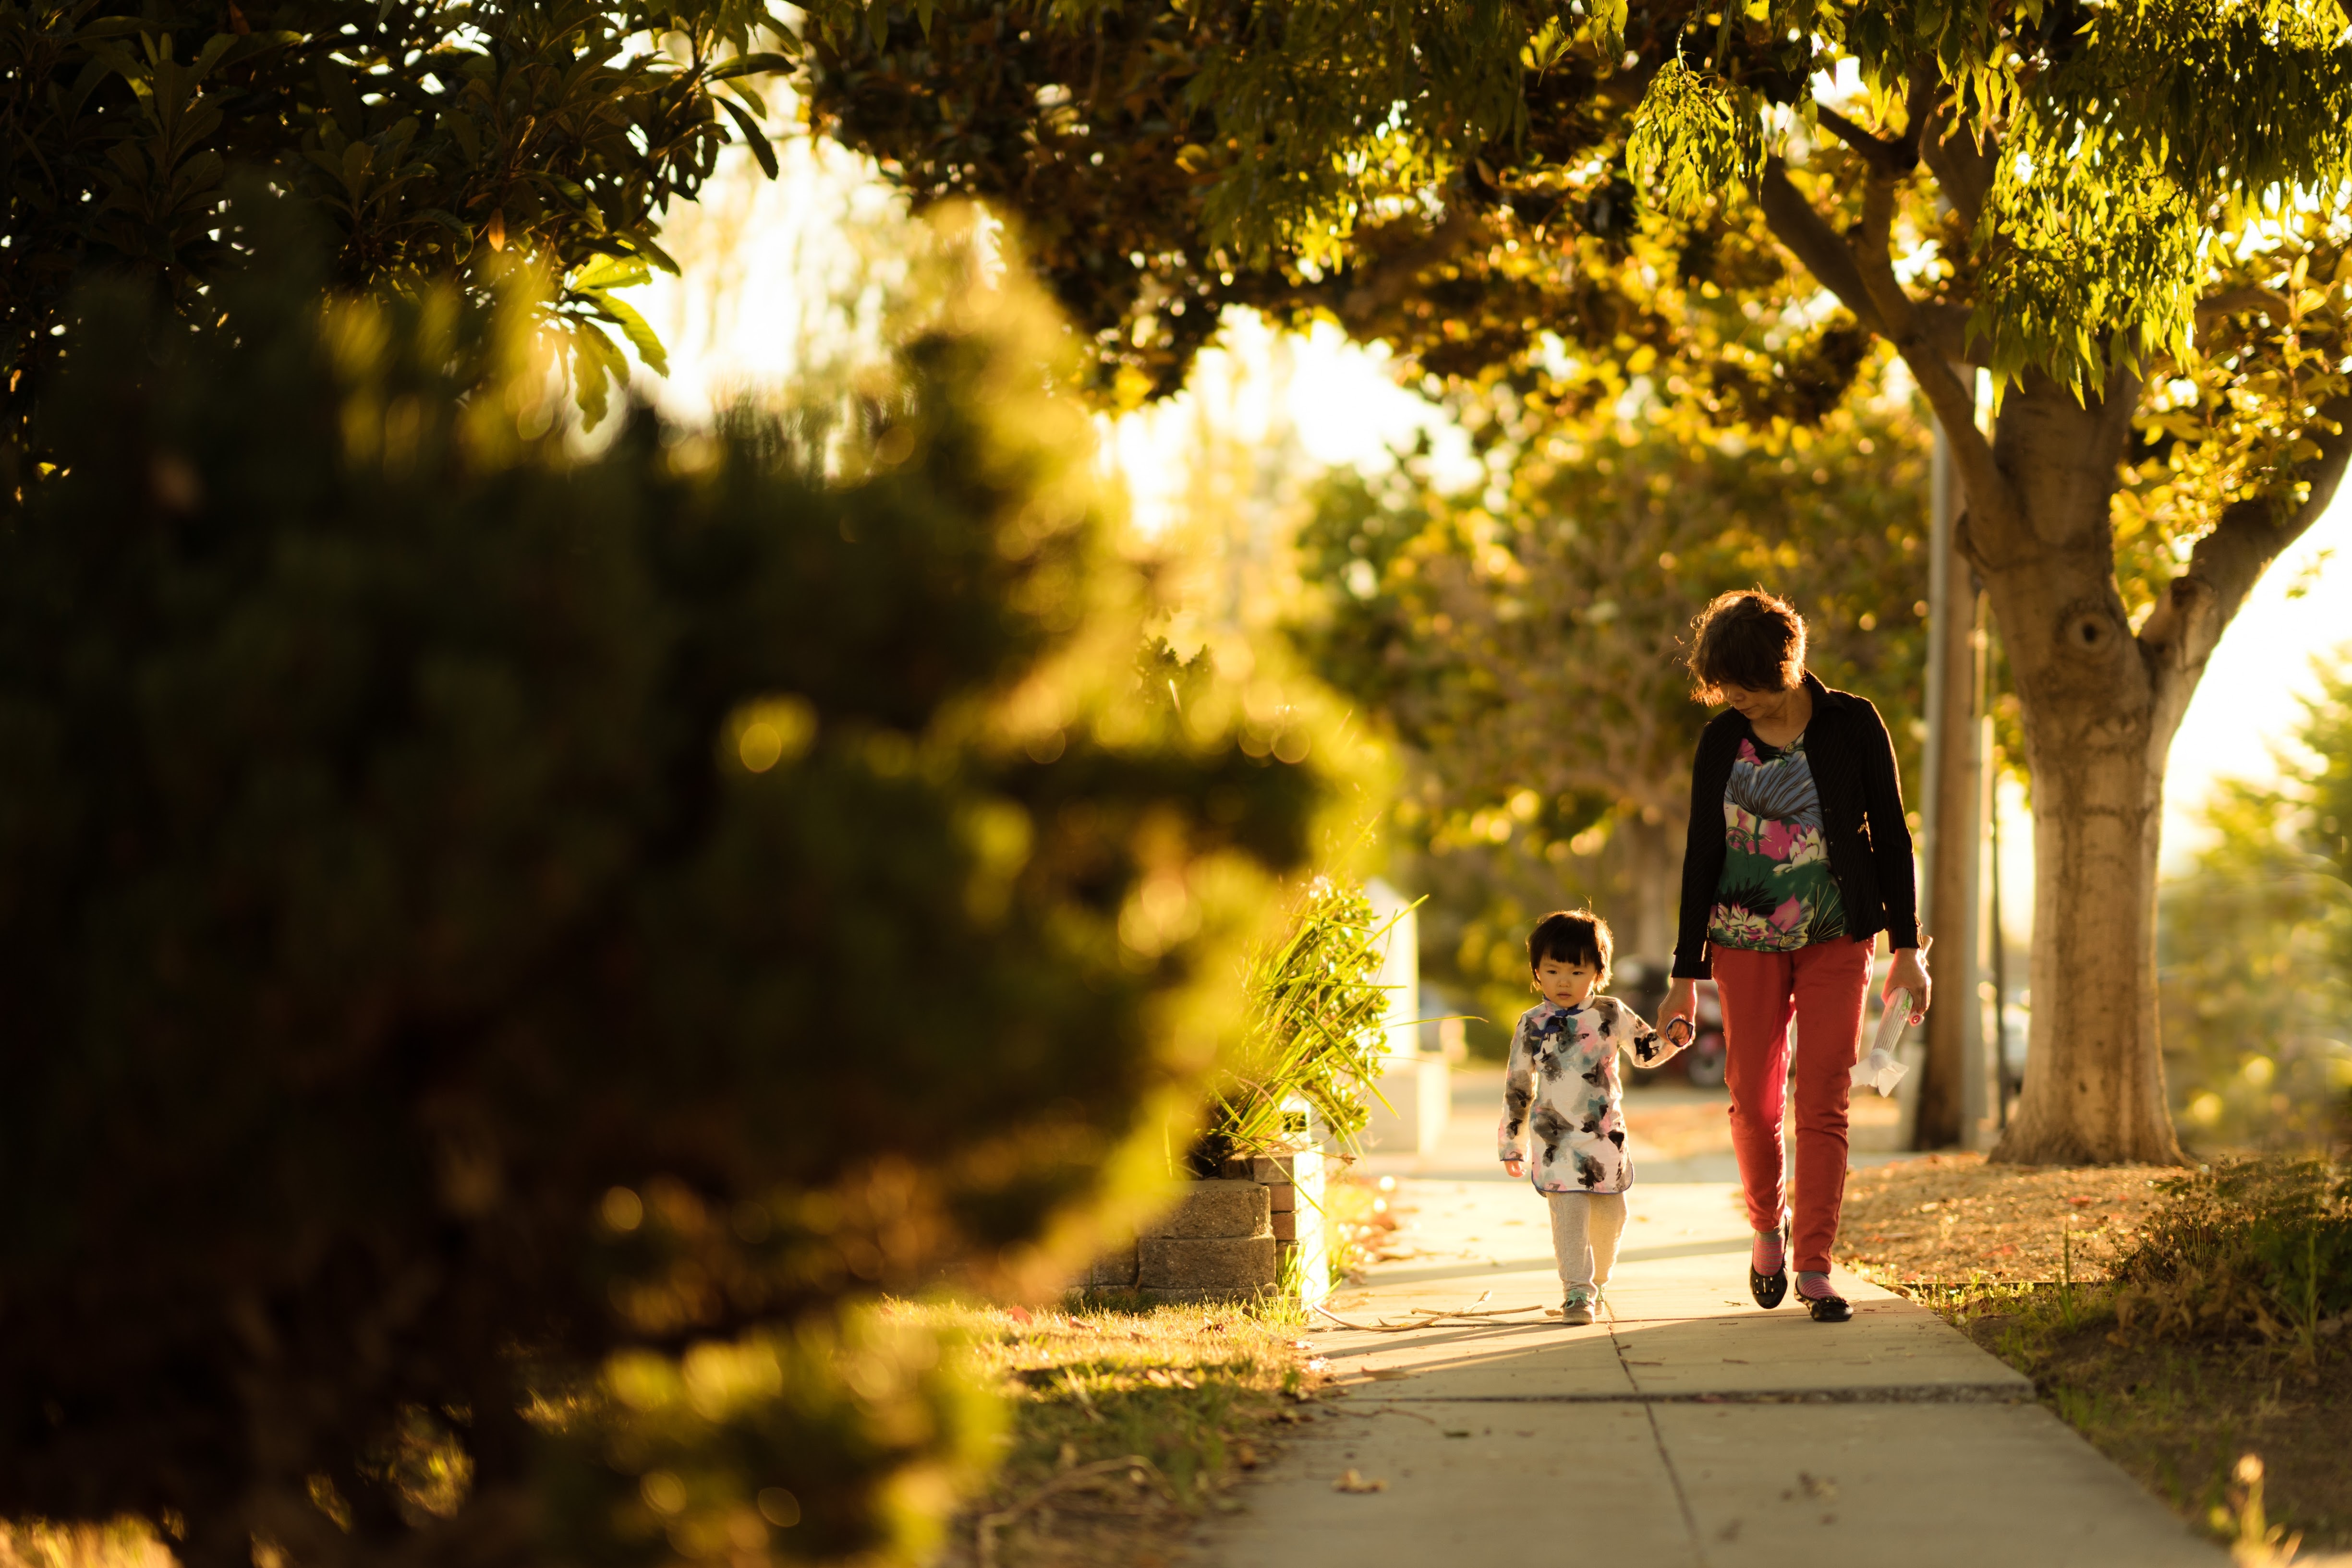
[1620,808,1675,962]
[1973,377,2185,1165]
[1753,132,2352,1167]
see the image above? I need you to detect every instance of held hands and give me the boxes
[1656,977,1697,1044]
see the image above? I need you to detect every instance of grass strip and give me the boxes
[886,1296,1322,1568]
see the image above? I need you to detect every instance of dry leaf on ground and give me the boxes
[1838,1153,2173,1284]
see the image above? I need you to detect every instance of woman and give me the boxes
[1658,590,1930,1324]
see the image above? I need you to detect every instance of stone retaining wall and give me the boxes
[1071,1146,1329,1305]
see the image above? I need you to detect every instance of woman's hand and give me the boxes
[1657,977,1697,1041]
[1887,942,1931,1024]
[1503,1158,1525,1178]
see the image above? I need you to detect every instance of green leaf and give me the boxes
[715,95,778,179]
[707,52,794,81]
[588,289,670,377]
[628,235,683,277]
[191,32,236,80]
[573,252,651,292]
[441,108,482,164]
[1627,57,1761,220]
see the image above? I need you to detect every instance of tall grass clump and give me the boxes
[2113,1160,2352,1352]
[1188,877,1402,1172]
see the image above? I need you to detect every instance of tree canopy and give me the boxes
[795,0,2352,565]
[795,0,2352,1161]
[0,0,788,447]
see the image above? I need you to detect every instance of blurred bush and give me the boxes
[2159,648,2352,1151]
[0,212,1328,1568]
[2113,1161,2352,1351]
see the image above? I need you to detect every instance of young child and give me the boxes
[1499,910,1689,1325]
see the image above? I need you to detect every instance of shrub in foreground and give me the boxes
[0,226,1327,1568]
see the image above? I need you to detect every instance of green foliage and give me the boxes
[796,0,2352,555]
[2113,1161,2352,1352]
[0,0,787,442]
[795,2,1875,422]
[2160,647,2352,1150]
[1200,877,1399,1167]
[1971,122,2204,392]
[1627,56,1763,221]
[0,217,1326,1568]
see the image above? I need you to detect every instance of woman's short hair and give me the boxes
[1687,589,1806,700]
[1528,909,1612,986]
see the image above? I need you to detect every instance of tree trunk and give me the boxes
[1973,376,2185,1165]
[1753,152,2352,1168]
[1620,808,1675,962]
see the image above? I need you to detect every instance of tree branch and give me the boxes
[2194,286,2292,326]
[1757,158,1882,332]
[2139,394,2352,682]
[1813,104,1917,179]
[1757,156,2017,528]
[1914,302,1981,368]
[1918,99,1995,231]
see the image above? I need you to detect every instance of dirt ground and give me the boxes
[1838,1152,2177,1284]
[1841,1153,2352,1555]
[1622,1084,1907,1158]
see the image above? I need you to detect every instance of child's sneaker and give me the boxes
[1560,1291,1595,1327]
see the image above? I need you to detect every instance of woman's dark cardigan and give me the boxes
[1671,671,1921,980]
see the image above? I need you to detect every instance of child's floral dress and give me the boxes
[1498,997,1676,1194]
[1704,734,1847,951]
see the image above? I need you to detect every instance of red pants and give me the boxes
[1714,940,1872,1275]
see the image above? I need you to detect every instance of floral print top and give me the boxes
[1705,734,1848,952]
[1498,997,1679,1195]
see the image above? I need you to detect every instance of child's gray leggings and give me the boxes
[1547,1191,1627,1300]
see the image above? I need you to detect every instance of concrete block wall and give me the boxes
[1067,1149,1330,1305]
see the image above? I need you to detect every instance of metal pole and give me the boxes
[1990,734,2012,1129]
[1912,376,1988,1149]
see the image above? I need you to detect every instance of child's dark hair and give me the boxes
[1528,910,1612,986]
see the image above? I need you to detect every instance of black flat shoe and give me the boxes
[1803,1291,1853,1323]
[1750,1261,1787,1309]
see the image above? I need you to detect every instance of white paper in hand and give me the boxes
[1850,989,1914,1097]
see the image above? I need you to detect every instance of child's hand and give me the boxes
[1503,1158,1524,1178]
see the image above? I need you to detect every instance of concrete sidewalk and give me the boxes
[1194,1081,2223,1567]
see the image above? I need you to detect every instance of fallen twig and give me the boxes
[976,1455,1176,1568]
[1324,1403,1439,1425]
[1313,1301,1552,1333]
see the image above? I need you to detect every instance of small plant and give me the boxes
[2212,1454,2303,1568]
[2059,1223,2081,1333]
[2112,1159,2352,1346]
[1191,877,1407,1171]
